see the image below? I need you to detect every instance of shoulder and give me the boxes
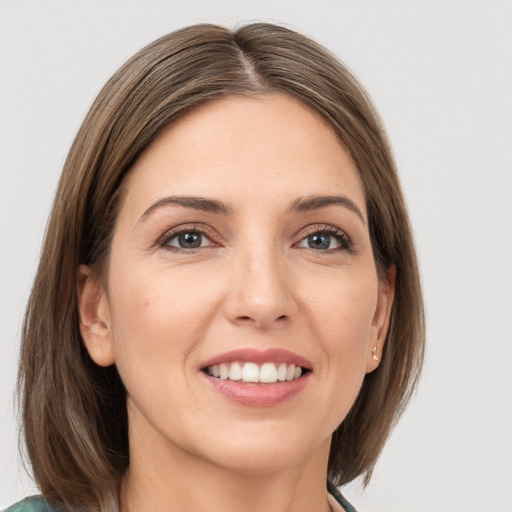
[3,496,56,512]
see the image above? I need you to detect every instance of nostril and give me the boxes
[235,314,289,327]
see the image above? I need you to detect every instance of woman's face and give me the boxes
[80,93,393,476]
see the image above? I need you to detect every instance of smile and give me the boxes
[200,348,312,406]
[204,361,304,383]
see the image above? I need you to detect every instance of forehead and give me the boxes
[120,93,366,221]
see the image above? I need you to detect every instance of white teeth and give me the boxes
[242,362,259,382]
[219,363,229,380]
[206,361,305,383]
[229,362,243,381]
[260,363,278,383]
[277,363,287,381]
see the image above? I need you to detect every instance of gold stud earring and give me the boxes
[371,346,381,363]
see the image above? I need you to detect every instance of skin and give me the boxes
[78,93,394,512]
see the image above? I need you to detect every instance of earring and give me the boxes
[371,346,381,363]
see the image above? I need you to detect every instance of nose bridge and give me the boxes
[226,233,296,328]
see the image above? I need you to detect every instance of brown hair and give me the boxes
[19,23,424,510]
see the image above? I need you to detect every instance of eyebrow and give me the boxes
[139,194,365,225]
[288,195,366,224]
[139,196,235,222]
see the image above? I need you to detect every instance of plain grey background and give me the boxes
[1,1,511,510]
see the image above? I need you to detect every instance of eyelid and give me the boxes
[294,224,353,251]
[158,223,219,249]
[156,222,352,252]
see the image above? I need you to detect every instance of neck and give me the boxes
[120,418,332,512]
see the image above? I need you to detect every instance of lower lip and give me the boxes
[202,373,310,407]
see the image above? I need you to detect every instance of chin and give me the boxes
[195,430,330,476]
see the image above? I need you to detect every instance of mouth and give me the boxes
[199,348,312,406]
[202,361,309,383]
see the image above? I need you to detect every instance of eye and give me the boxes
[295,226,351,251]
[160,227,215,251]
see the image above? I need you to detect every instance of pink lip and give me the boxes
[200,348,312,370]
[199,348,312,407]
[202,372,310,407]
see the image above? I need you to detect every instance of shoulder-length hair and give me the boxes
[19,22,425,511]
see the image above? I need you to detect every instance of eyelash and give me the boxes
[158,224,218,253]
[158,224,353,253]
[299,224,353,252]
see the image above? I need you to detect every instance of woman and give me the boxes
[8,23,424,512]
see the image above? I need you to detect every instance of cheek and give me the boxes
[106,264,217,388]
[312,269,376,332]
[307,270,378,375]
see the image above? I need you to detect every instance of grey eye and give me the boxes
[307,233,331,250]
[297,232,342,251]
[166,231,211,249]
[178,232,202,248]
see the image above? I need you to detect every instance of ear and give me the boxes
[366,265,396,373]
[77,264,115,367]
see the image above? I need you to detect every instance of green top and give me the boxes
[4,490,357,512]
[3,496,53,512]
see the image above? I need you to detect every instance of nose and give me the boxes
[224,244,298,330]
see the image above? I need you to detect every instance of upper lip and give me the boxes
[200,348,313,371]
